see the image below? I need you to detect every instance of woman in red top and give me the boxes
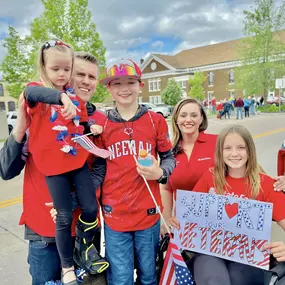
[191,125,285,285]
[160,98,217,235]
[161,99,285,236]
[24,41,108,284]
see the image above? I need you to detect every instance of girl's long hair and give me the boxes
[214,124,261,199]
[171,98,208,155]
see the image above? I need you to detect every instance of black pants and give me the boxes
[45,163,98,268]
[244,106,250,117]
[193,254,265,285]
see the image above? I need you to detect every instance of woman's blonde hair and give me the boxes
[38,40,74,88]
[214,124,261,199]
[171,98,208,155]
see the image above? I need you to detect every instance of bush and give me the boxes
[258,104,281,112]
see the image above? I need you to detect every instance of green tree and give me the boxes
[236,0,285,97]
[189,71,206,102]
[161,79,183,106]
[0,0,108,102]
[0,27,35,98]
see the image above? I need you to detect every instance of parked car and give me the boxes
[141,102,170,118]
[155,103,173,114]
[7,111,18,134]
[266,96,285,106]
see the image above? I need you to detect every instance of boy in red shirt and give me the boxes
[99,59,176,285]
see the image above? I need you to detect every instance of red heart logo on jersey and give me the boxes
[225,203,239,219]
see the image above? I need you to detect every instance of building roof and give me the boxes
[150,30,285,70]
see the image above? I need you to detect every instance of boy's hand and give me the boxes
[90,124,103,135]
[136,155,163,180]
[60,93,77,120]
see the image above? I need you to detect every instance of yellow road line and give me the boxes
[0,196,22,209]
[252,128,285,139]
[1,127,285,209]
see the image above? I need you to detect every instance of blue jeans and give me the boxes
[28,230,102,285]
[105,220,160,285]
[28,241,61,285]
[236,107,243,119]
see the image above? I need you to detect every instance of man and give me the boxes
[0,52,106,285]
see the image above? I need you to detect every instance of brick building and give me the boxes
[140,32,285,104]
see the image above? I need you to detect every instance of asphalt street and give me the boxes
[1,113,285,284]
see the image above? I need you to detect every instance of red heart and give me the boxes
[225,203,239,219]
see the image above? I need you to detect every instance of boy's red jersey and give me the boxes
[25,82,89,176]
[193,169,285,222]
[101,111,172,231]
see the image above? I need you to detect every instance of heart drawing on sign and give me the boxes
[224,203,239,219]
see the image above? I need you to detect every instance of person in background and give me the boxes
[243,96,251,118]
[235,96,244,120]
[211,96,216,114]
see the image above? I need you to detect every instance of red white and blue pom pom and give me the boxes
[73,115,81,127]
[50,107,58,122]
[56,130,69,141]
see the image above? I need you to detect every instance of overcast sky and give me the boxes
[0,0,273,67]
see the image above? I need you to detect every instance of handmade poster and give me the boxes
[175,190,273,270]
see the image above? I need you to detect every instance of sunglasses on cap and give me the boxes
[41,40,70,64]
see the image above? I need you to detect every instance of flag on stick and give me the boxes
[159,239,195,285]
[73,135,112,159]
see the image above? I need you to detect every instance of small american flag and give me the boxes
[159,239,195,285]
[74,135,112,159]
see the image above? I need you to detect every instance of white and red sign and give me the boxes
[175,190,273,270]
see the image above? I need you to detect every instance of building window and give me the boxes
[208,72,214,86]
[148,78,161,92]
[0,84,3,97]
[149,96,162,104]
[0,102,5,111]
[229,90,235,98]
[177,80,187,89]
[229,69,234,84]
[207,91,213,101]
[8,101,16,111]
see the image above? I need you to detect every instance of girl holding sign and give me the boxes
[192,124,285,285]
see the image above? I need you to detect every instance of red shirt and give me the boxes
[216,103,223,111]
[193,169,285,222]
[19,109,106,237]
[101,111,172,231]
[26,82,89,176]
[168,132,217,199]
[211,99,216,106]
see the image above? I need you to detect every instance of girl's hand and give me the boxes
[90,124,103,135]
[273,176,285,192]
[60,93,77,120]
[136,155,163,180]
[263,241,285,262]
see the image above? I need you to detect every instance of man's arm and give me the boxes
[90,157,107,189]
[0,135,27,180]
[0,93,30,180]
